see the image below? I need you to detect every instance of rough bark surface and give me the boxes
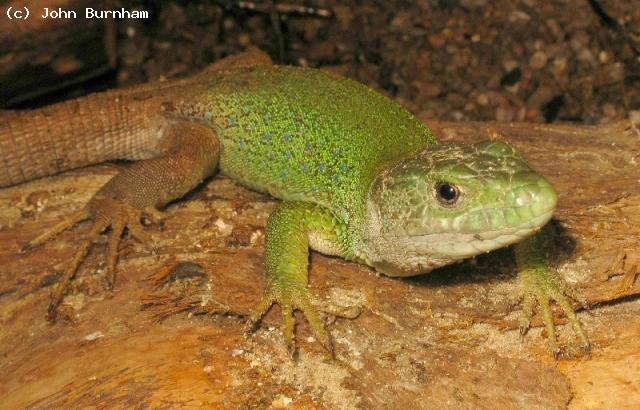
[0,119,638,409]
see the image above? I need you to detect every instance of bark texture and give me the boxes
[0,119,638,409]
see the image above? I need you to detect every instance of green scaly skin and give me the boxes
[172,65,587,356]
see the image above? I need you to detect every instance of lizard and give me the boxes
[0,48,589,357]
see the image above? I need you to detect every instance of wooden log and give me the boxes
[0,118,638,408]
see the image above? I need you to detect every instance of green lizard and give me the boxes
[1,49,588,356]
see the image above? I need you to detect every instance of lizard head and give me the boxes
[364,140,557,276]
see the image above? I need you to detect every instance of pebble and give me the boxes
[602,103,617,118]
[509,10,531,22]
[428,33,447,49]
[459,0,489,9]
[84,331,104,341]
[577,48,595,63]
[118,0,637,127]
[529,51,548,70]
[476,93,490,106]
[598,51,611,64]
[527,85,554,108]
[271,395,293,408]
[502,59,520,72]
[606,63,625,82]
[551,57,568,77]
[496,106,515,122]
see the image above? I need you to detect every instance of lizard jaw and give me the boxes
[413,208,555,259]
[364,208,554,278]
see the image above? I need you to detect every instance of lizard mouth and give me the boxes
[368,207,555,278]
[461,208,554,253]
[410,208,555,258]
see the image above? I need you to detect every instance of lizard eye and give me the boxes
[434,182,460,206]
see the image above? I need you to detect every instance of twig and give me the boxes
[236,1,332,18]
[587,0,640,56]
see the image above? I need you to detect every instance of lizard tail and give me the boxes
[0,93,165,188]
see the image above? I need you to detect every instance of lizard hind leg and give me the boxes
[25,121,221,321]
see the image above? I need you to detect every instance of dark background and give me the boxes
[4,0,640,125]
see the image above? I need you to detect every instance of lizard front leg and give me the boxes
[515,224,590,357]
[24,121,220,320]
[249,201,348,355]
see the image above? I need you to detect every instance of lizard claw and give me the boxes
[247,284,334,358]
[25,196,157,321]
[142,206,166,228]
[519,265,590,358]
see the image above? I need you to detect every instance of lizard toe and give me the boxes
[520,266,589,358]
[47,213,111,321]
[42,197,157,321]
[248,283,333,356]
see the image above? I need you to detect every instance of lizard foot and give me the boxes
[23,196,159,321]
[247,282,333,358]
[519,265,590,358]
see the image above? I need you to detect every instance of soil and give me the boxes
[109,0,640,125]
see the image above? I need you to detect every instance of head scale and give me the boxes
[364,141,557,276]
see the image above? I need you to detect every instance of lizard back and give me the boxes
[188,65,437,222]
